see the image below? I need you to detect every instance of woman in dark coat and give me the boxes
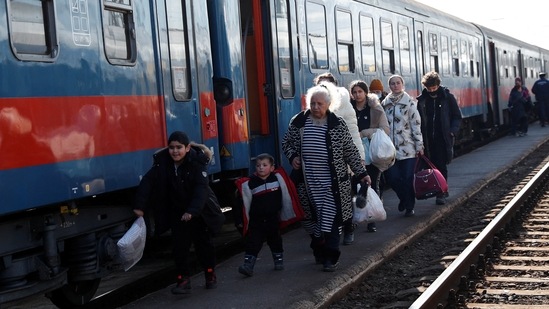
[508,77,531,136]
[133,131,217,294]
[282,84,370,272]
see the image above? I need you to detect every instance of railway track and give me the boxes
[410,159,549,308]
[331,138,549,309]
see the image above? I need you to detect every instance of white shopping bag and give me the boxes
[117,217,146,271]
[353,185,386,223]
[370,129,396,172]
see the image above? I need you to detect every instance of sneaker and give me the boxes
[322,261,339,272]
[171,276,191,294]
[404,209,415,217]
[367,222,377,232]
[343,232,354,245]
[436,196,446,205]
[238,263,254,277]
[205,268,217,289]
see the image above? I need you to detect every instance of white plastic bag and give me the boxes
[353,185,386,223]
[362,136,372,165]
[117,217,146,271]
[369,129,396,172]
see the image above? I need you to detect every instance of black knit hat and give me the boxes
[168,131,190,145]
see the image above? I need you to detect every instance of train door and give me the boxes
[154,0,221,173]
[487,41,500,126]
[414,20,427,89]
[240,0,302,171]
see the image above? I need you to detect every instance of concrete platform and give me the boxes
[122,125,549,309]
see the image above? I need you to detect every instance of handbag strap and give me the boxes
[415,153,437,172]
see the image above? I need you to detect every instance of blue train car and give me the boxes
[2,0,549,307]
[0,0,216,306]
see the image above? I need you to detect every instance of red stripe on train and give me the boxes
[0,95,165,170]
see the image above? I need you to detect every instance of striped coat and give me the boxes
[282,110,368,234]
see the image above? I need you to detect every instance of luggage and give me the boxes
[413,154,448,200]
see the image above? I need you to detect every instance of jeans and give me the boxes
[384,157,417,211]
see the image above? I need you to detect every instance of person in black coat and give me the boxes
[133,131,217,294]
[508,77,532,136]
[417,71,462,205]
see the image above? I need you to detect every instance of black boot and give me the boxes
[322,248,341,272]
[238,255,256,277]
[205,268,217,289]
[171,275,191,294]
[272,252,284,270]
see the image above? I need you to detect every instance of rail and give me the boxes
[409,160,549,308]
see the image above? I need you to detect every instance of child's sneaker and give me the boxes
[171,275,191,294]
[272,252,284,271]
[205,268,217,289]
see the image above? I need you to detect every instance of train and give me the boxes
[1,0,548,307]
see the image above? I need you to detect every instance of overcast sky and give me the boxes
[415,0,549,50]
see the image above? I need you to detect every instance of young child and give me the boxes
[235,153,302,276]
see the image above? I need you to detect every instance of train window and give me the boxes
[416,30,425,77]
[381,21,395,74]
[276,0,294,97]
[428,33,438,72]
[165,0,191,100]
[441,36,450,75]
[8,0,58,61]
[399,24,410,74]
[429,33,438,54]
[430,56,439,73]
[470,61,475,77]
[451,38,458,58]
[102,0,136,65]
[469,41,474,59]
[306,2,328,70]
[336,10,354,73]
[359,15,375,73]
[451,38,459,76]
[460,40,468,76]
[513,66,517,78]
[381,21,393,49]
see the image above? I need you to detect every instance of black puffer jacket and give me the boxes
[417,87,462,164]
[134,143,212,236]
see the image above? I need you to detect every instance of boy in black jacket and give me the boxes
[133,131,217,294]
[236,153,284,276]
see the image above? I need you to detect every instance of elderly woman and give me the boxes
[382,75,424,217]
[282,84,371,272]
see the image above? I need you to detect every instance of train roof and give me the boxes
[473,23,549,54]
[354,0,480,32]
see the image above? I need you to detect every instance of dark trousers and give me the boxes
[244,222,283,256]
[172,217,216,276]
[310,224,341,264]
[537,99,549,124]
[427,140,448,180]
[384,157,417,210]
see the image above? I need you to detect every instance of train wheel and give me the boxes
[48,278,101,308]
